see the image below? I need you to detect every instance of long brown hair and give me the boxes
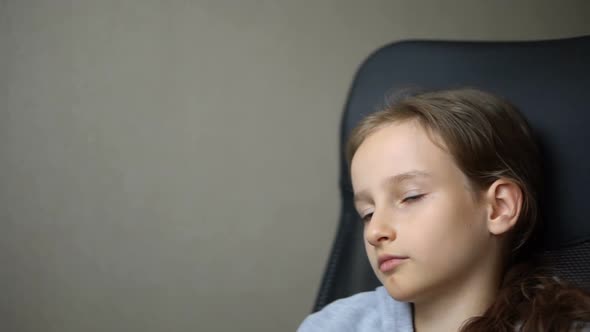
[346,88,590,331]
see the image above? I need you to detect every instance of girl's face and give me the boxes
[350,121,495,303]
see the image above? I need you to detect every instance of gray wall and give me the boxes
[1,1,589,331]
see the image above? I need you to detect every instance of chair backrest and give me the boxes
[313,36,590,312]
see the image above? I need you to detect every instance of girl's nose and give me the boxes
[365,211,397,246]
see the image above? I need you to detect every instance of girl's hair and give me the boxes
[346,88,590,331]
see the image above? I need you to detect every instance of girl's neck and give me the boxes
[412,264,502,332]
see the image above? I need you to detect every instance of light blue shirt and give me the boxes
[298,287,414,332]
[298,286,590,332]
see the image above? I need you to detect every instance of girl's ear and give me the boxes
[485,179,523,235]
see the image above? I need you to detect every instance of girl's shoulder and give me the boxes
[297,287,414,332]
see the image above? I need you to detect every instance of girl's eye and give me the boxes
[361,213,373,223]
[402,194,426,203]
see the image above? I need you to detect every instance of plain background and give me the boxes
[1,1,589,331]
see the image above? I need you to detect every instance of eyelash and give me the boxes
[360,194,426,223]
[402,193,426,203]
[361,213,373,223]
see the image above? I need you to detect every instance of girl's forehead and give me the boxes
[353,122,449,169]
[350,122,463,189]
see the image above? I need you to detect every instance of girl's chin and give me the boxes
[381,277,418,302]
[385,287,417,303]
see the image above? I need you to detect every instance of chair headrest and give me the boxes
[340,36,590,249]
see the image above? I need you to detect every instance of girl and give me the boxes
[298,88,590,331]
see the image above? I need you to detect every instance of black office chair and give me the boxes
[313,35,590,312]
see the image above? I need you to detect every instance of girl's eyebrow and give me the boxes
[353,170,432,204]
[386,170,432,186]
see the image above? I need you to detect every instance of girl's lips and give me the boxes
[378,256,408,273]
